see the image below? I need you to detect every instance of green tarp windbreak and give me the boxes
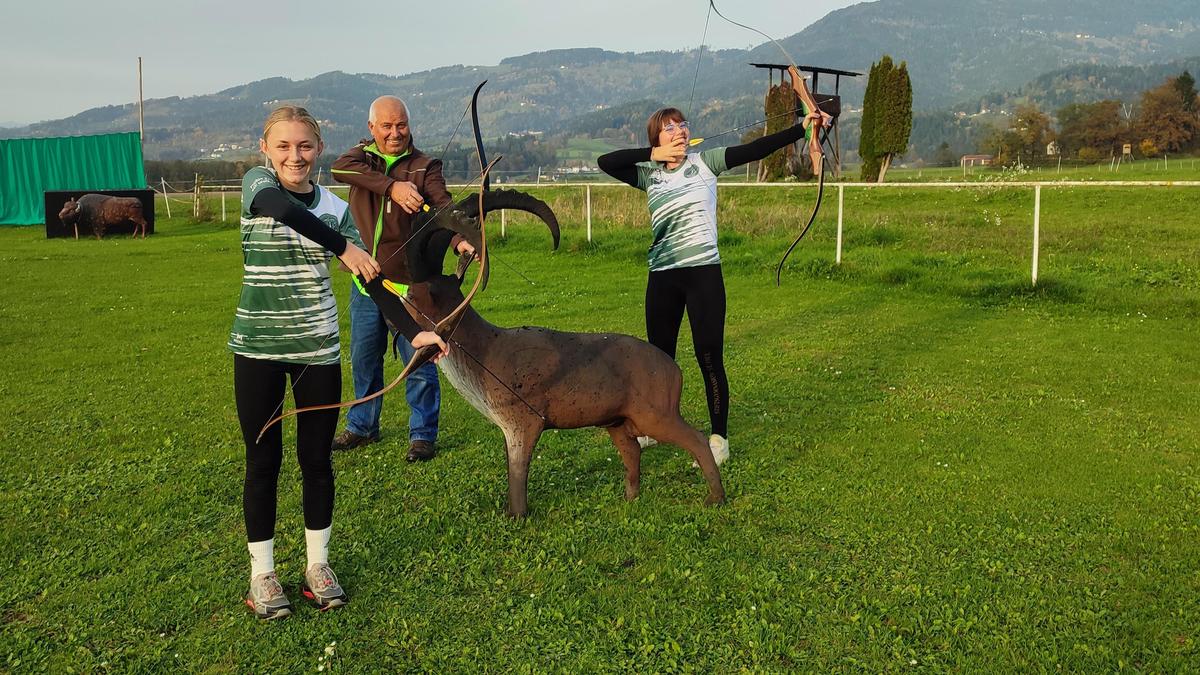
[0,132,145,225]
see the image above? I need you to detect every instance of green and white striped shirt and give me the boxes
[635,149,728,271]
[228,167,360,364]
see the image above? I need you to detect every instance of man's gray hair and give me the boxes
[368,96,409,122]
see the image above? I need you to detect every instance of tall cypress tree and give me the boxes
[877,60,913,182]
[859,59,884,181]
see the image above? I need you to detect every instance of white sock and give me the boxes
[709,434,730,465]
[305,526,331,568]
[248,539,275,577]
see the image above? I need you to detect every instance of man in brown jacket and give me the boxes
[330,95,471,461]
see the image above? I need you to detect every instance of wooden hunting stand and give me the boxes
[750,63,861,178]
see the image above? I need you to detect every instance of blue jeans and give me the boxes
[345,285,440,442]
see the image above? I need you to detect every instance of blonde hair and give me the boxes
[262,105,322,142]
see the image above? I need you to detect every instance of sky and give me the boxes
[0,0,863,126]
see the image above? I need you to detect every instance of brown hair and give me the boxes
[646,107,686,146]
[262,105,322,142]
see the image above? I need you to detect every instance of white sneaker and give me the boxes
[245,571,292,620]
[637,436,658,449]
[693,434,730,468]
[302,562,349,611]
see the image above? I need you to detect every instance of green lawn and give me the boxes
[1,184,1197,671]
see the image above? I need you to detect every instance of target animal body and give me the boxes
[58,194,148,239]
[405,259,725,518]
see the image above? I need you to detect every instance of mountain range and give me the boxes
[4,0,1198,160]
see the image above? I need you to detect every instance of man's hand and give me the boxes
[388,181,426,214]
[338,242,381,282]
[412,330,450,363]
[651,136,687,165]
[454,239,476,257]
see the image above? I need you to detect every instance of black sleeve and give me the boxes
[358,275,422,340]
[723,123,809,170]
[250,187,348,256]
[597,147,651,188]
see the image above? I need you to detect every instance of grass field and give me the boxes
[1,182,1198,671]
[853,159,1200,184]
[555,137,622,163]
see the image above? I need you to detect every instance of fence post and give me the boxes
[221,189,227,222]
[836,184,844,264]
[501,209,506,238]
[1032,184,1041,286]
[161,177,171,218]
[586,184,592,242]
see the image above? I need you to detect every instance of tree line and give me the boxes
[851,59,1200,172]
[981,72,1200,165]
[144,133,571,187]
[147,67,1194,186]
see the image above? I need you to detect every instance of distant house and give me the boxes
[1046,141,1060,156]
[960,154,994,167]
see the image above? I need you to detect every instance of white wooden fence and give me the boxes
[518,178,1200,283]
[819,181,1200,286]
[158,179,1200,287]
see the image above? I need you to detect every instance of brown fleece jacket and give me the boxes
[331,139,454,283]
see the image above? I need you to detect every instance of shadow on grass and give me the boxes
[861,226,901,247]
[821,256,1092,309]
[565,236,653,269]
[796,257,845,279]
[877,264,920,286]
[747,247,1198,318]
[964,276,1084,305]
[717,231,748,248]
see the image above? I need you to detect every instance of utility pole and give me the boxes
[137,57,145,146]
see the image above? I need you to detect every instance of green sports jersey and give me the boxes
[635,148,728,271]
[228,167,360,364]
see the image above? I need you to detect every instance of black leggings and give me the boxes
[645,264,729,438]
[234,354,341,542]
